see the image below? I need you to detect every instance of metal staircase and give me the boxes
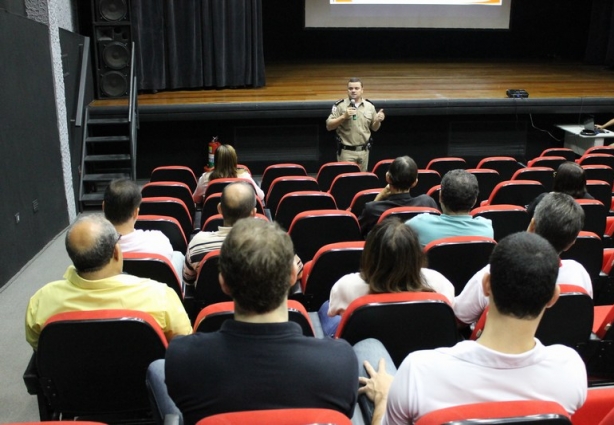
[79,47,138,210]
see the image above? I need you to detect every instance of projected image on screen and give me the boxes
[306,0,511,29]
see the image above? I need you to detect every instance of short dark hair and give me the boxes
[553,161,587,198]
[219,218,294,314]
[440,169,479,212]
[361,218,432,294]
[220,182,257,226]
[66,214,119,273]
[103,179,141,225]
[387,156,418,191]
[534,192,584,253]
[348,77,363,87]
[489,232,559,319]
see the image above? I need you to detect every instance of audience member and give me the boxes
[358,156,438,237]
[355,232,587,425]
[25,214,191,350]
[455,192,590,325]
[148,218,358,425]
[320,219,454,336]
[103,178,184,274]
[526,161,593,217]
[405,169,493,247]
[183,182,303,286]
[192,144,264,204]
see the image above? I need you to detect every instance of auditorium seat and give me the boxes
[202,213,268,232]
[141,181,195,222]
[259,163,307,196]
[150,166,198,193]
[274,191,337,231]
[582,165,614,187]
[377,206,440,225]
[577,153,614,170]
[328,172,380,209]
[135,215,188,254]
[511,166,555,190]
[481,180,546,207]
[335,292,458,367]
[199,193,222,229]
[586,180,613,212]
[316,161,361,192]
[348,188,382,217]
[427,184,442,210]
[466,168,501,205]
[413,169,442,197]
[540,147,576,162]
[572,387,614,425]
[415,400,571,425]
[371,158,394,185]
[122,252,184,300]
[189,250,229,321]
[575,200,607,238]
[195,408,352,425]
[470,204,530,242]
[139,196,194,243]
[425,157,466,177]
[527,155,567,170]
[476,156,524,181]
[560,230,603,284]
[25,310,167,421]
[266,176,320,218]
[584,145,614,156]
[202,177,244,201]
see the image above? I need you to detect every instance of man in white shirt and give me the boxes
[454,192,591,326]
[103,179,184,275]
[355,231,587,425]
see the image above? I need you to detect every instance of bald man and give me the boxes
[25,214,192,350]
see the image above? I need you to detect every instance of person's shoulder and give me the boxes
[334,98,345,106]
[364,98,375,106]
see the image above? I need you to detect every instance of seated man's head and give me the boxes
[553,161,587,198]
[218,182,257,227]
[219,218,297,315]
[386,156,418,191]
[440,169,479,214]
[103,179,141,226]
[531,192,584,253]
[65,214,122,276]
[487,232,559,320]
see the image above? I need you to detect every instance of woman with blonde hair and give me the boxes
[318,218,455,336]
[192,144,264,204]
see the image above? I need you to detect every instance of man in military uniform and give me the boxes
[326,77,385,171]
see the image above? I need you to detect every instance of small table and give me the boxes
[556,125,614,155]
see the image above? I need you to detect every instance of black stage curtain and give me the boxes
[131,0,265,91]
[585,0,614,67]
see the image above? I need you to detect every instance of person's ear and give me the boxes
[217,203,222,215]
[545,284,561,309]
[481,272,492,297]
[527,218,536,233]
[411,179,418,188]
[132,207,139,220]
[219,273,232,296]
[385,172,392,185]
[250,208,257,217]
[289,261,298,288]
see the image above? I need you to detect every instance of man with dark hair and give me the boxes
[358,156,438,237]
[103,178,183,274]
[326,77,385,171]
[25,214,191,349]
[406,169,493,246]
[454,192,591,325]
[148,218,358,425]
[355,232,587,425]
[183,181,303,286]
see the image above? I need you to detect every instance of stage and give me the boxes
[92,60,614,121]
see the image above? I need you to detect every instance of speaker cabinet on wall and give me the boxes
[91,0,132,98]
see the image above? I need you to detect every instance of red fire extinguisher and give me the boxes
[205,136,221,171]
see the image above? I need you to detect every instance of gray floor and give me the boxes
[0,225,71,422]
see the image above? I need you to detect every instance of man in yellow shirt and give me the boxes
[25,214,191,350]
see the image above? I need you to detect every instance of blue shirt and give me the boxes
[406,213,494,247]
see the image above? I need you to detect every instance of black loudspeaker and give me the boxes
[91,0,132,98]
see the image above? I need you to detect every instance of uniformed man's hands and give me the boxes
[346,107,357,119]
[375,109,385,123]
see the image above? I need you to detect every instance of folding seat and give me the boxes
[470,204,529,242]
[415,400,571,425]
[202,213,268,232]
[236,163,251,175]
[425,157,467,177]
[334,292,458,367]
[586,180,613,212]
[466,168,501,205]
[348,188,382,217]
[259,163,307,196]
[141,181,195,222]
[582,164,614,187]
[150,165,198,192]
[560,230,603,284]
[471,285,593,352]
[25,310,167,421]
[577,153,614,170]
[585,145,614,156]
[265,176,320,217]
[424,236,497,294]
[287,210,362,262]
[527,155,568,170]
[572,387,614,425]
[377,206,440,225]
[139,196,194,243]
[189,250,229,319]
[195,408,352,425]
[295,241,364,312]
[202,177,244,200]
[193,300,315,336]
[413,169,441,197]
[371,158,394,185]
[199,193,222,229]
[316,161,361,192]
[540,147,577,162]
[274,191,337,231]
[328,172,381,209]
[122,252,184,300]
[135,215,188,254]
[427,184,442,210]
[481,180,546,207]
[511,166,555,190]
[476,156,524,181]
[576,200,607,238]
